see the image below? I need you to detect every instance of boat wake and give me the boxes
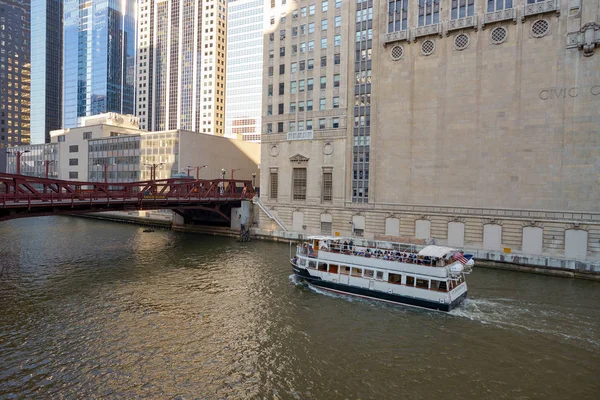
[451,297,600,349]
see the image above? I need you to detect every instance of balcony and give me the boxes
[412,23,443,40]
[482,7,517,29]
[447,15,478,34]
[381,30,409,45]
[521,0,559,21]
[287,130,314,141]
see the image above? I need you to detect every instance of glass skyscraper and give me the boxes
[30,0,63,144]
[63,0,136,129]
[0,0,31,172]
[224,0,264,142]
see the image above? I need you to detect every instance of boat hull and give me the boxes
[291,263,466,312]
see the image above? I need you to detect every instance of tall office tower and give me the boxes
[30,0,63,144]
[136,0,228,135]
[224,0,264,142]
[62,0,136,129]
[0,0,31,172]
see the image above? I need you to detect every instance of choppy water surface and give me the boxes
[0,217,599,399]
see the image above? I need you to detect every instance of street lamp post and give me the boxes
[96,163,116,184]
[185,165,208,179]
[43,160,56,179]
[6,150,30,175]
[230,168,241,180]
[144,163,164,181]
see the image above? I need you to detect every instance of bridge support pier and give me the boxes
[172,212,185,228]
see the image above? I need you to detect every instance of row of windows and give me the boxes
[269,169,333,202]
[266,116,341,134]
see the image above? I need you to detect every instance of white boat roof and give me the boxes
[417,245,457,258]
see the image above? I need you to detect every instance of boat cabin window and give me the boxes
[341,266,350,275]
[364,269,374,278]
[351,268,362,277]
[376,271,384,280]
[431,280,448,292]
[318,262,327,272]
[416,278,429,289]
[308,260,316,269]
[388,273,402,284]
[329,264,339,274]
[406,276,415,286]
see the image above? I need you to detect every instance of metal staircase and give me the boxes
[253,196,288,232]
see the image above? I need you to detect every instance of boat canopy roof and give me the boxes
[417,245,458,259]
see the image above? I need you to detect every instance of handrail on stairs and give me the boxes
[253,196,288,232]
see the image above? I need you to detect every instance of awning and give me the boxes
[417,245,458,258]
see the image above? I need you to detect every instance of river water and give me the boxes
[0,217,599,399]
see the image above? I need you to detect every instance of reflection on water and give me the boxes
[0,216,599,399]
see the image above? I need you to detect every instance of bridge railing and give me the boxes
[0,173,256,208]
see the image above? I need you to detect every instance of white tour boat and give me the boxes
[290,236,474,312]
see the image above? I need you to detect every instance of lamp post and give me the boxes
[144,162,164,181]
[230,168,241,180]
[220,169,226,194]
[6,150,30,175]
[251,172,256,189]
[42,160,56,179]
[96,163,116,184]
[185,164,207,179]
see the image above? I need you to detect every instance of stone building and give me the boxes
[258,0,600,265]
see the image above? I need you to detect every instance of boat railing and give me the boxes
[298,243,445,267]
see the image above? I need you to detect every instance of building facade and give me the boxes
[0,0,31,172]
[30,0,63,145]
[62,0,136,129]
[136,0,228,135]
[224,0,264,142]
[258,0,600,264]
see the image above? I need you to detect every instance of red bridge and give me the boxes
[0,173,256,222]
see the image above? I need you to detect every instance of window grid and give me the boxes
[292,168,307,200]
[270,172,278,199]
[322,172,332,202]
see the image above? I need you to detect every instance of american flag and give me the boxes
[452,252,469,264]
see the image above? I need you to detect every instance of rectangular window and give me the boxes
[333,97,340,108]
[334,34,341,46]
[306,119,313,130]
[299,79,305,92]
[267,123,273,133]
[268,84,273,96]
[290,81,297,94]
[321,56,327,67]
[278,122,284,133]
[308,22,315,34]
[69,145,79,153]
[299,60,306,71]
[320,76,327,89]
[291,62,297,73]
[278,103,284,114]
[307,100,313,111]
[308,40,314,51]
[487,0,513,12]
[307,59,314,70]
[388,0,409,32]
[321,222,332,235]
[83,132,92,140]
[268,66,274,77]
[334,53,341,65]
[321,19,328,31]
[332,117,340,128]
[292,168,307,200]
[57,135,66,142]
[289,121,296,131]
[322,172,332,202]
[300,7,307,17]
[280,47,285,56]
[321,38,327,49]
[320,98,326,110]
[69,171,78,179]
[335,15,342,27]
[319,118,326,129]
[333,74,340,87]
[451,0,474,19]
[290,102,296,112]
[418,0,440,26]
[279,64,285,74]
[307,78,314,91]
[270,172,278,199]
[69,158,78,166]
[309,4,315,15]
[279,82,285,95]
[267,105,273,115]
[322,1,329,12]
[299,101,305,112]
